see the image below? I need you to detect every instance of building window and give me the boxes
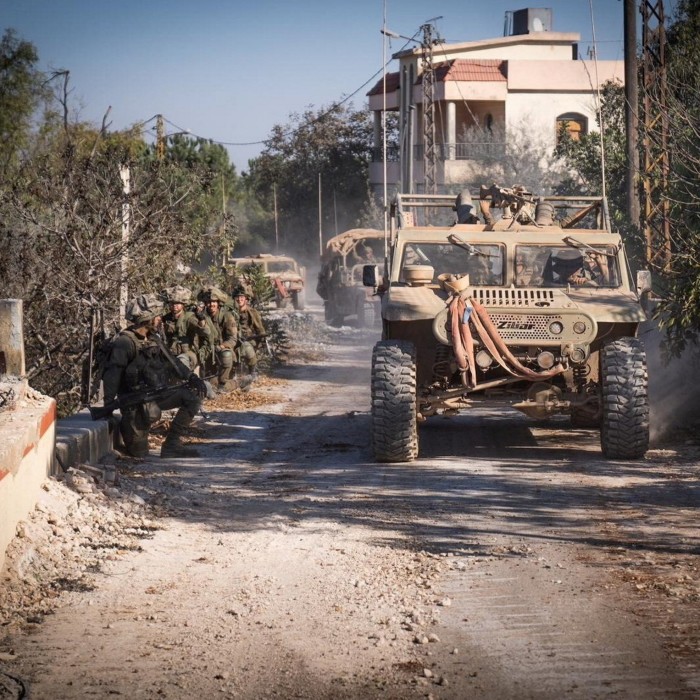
[556,113,587,142]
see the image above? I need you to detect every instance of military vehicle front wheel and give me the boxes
[292,290,305,310]
[600,337,649,459]
[371,340,418,462]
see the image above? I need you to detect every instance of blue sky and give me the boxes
[3,1,668,172]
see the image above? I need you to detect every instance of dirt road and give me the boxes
[1,310,699,699]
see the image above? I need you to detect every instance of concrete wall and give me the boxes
[0,298,113,571]
[0,396,56,571]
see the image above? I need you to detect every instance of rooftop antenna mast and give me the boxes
[420,18,441,199]
[588,0,608,210]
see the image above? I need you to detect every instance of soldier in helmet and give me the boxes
[161,285,211,373]
[203,286,239,390]
[101,294,206,458]
[232,285,266,379]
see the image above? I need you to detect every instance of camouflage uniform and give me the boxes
[203,287,239,387]
[161,286,211,372]
[102,294,202,458]
[233,286,265,374]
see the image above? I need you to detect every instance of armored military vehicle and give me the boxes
[365,186,650,462]
[229,254,306,310]
[317,228,383,327]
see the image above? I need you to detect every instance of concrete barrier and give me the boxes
[0,392,56,571]
[54,411,113,474]
[0,298,114,570]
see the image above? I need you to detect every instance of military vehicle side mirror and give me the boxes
[636,269,653,296]
[363,264,379,287]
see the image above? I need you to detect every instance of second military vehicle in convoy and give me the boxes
[229,254,306,310]
[317,228,383,327]
[364,186,650,462]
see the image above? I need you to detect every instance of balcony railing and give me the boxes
[371,142,506,163]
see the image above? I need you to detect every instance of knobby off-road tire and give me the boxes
[357,301,375,329]
[600,337,649,459]
[371,340,419,462]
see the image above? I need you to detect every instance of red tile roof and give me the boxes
[367,71,401,96]
[432,59,507,82]
[368,61,506,95]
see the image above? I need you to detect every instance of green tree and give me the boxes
[0,29,45,176]
[554,80,628,231]
[243,104,376,259]
[644,0,700,353]
[151,135,242,273]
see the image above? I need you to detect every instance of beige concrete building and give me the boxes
[367,7,624,195]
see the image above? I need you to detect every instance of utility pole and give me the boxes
[624,0,640,225]
[639,0,671,271]
[156,114,165,161]
[318,173,323,256]
[420,21,439,198]
[273,183,279,252]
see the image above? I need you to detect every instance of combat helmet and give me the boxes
[231,284,252,299]
[165,285,192,305]
[199,286,232,305]
[125,293,163,325]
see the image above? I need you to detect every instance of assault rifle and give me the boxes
[89,382,187,421]
[241,333,272,356]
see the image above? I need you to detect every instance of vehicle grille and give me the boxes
[488,313,564,341]
[470,288,556,307]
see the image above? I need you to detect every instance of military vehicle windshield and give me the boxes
[267,261,297,274]
[401,243,504,285]
[514,245,620,288]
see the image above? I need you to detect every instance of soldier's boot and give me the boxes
[240,366,258,392]
[216,366,234,393]
[160,433,200,458]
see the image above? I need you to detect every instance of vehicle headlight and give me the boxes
[549,321,564,335]
[537,351,556,369]
[573,321,587,334]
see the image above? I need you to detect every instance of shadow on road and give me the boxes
[128,404,700,562]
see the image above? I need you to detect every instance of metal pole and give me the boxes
[382,0,389,255]
[624,0,640,225]
[333,189,338,235]
[318,173,323,256]
[273,183,279,252]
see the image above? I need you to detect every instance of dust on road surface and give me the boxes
[1,311,699,699]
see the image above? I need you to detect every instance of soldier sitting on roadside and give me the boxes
[233,285,266,381]
[202,287,239,391]
[161,286,211,373]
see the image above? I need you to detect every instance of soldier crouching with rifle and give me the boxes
[94,293,208,459]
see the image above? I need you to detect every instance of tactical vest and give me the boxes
[163,312,191,356]
[121,331,169,392]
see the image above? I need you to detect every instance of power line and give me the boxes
[141,33,419,151]
[150,65,389,149]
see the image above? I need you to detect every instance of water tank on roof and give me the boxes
[511,8,552,35]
